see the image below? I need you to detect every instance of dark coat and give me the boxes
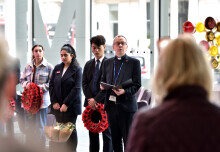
[127,85,220,152]
[49,60,82,117]
[96,54,141,112]
[82,57,107,107]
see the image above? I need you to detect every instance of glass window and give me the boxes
[92,0,151,88]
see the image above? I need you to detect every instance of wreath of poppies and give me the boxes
[21,82,43,114]
[7,98,15,119]
[82,103,109,133]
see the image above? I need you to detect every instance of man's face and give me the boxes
[113,36,128,57]
[92,43,105,59]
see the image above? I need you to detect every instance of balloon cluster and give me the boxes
[183,16,220,69]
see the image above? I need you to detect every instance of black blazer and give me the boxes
[96,54,141,112]
[82,57,107,107]
[49,60,82,116]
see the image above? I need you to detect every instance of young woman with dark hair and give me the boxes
[20,44,54,151]
[49,44,82,152]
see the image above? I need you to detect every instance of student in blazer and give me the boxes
[97,35,141,152]
[49,44,82,152]
[82,35,112,152]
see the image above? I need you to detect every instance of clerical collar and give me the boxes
[115,54,126,60]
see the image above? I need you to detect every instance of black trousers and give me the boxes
[89,111,113,152]
[50,114,78,152]
[107,104,135,152]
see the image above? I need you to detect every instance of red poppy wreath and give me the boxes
[21,82,43,114]
[82,103,109,133]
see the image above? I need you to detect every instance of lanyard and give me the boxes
[114,59,124,85]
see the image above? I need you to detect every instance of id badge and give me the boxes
[109,95,116,103]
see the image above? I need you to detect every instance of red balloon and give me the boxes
[183,21,195,33]
[199,40,210,51]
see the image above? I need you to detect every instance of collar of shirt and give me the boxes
[115,54,126,61]
[95,55,104,64]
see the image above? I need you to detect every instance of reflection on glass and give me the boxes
[65,10,76,47]
[0,2,5,34]
[38,0,63,46]
[92,0,151,80]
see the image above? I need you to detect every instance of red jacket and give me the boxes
[127,85,220,152]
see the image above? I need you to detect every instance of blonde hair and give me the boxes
[0,38,12,122]
[153,34,212,103]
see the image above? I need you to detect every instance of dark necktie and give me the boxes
[92,60,100,95]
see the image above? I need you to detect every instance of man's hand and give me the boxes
[88,98,97,110]
[100,84,105,90]
[53,103,60,110]
[112,88,125,96]
[60,104,68,112]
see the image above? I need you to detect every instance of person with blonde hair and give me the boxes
[126,34,220,152]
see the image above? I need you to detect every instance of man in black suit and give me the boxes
[97,35,141,152]
[82,35,113,152]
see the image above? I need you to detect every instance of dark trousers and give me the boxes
[50,114,78,152]
[89,111,113,152]
[107,104,135,152]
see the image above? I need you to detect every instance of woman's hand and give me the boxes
[26,82,31,89]
[53,103,60,110]
[60,104,68,112]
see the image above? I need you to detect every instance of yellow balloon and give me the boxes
[209,45,218,56]
[206,31,215,41]
[216,22,220,32]
[211,58,218,69]
[196,22,205,33]
[216,35,220,46]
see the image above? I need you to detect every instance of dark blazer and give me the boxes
[127,85,220,152]
[96,54,141,112]
[49,60,82,116]
[82,57,107,107]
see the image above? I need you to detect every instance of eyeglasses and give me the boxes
[114,42,127,46]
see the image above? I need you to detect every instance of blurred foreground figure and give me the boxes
[0,38,34,152]
[127,34,220,152]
